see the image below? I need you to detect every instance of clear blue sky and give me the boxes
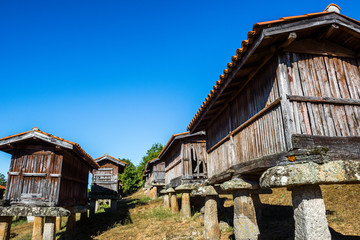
[0,0,358,176]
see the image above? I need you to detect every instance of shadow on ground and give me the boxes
[57,197,149,240]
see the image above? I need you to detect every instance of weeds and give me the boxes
[11,217,27,227]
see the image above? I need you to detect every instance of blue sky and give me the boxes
[0,0,358,176]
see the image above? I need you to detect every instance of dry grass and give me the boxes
[9,184,360,240]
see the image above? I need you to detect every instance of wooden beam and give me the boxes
[279,32,297,49]
[316,24,339,40]
[287,95,360,106]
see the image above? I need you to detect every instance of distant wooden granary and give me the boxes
[159,132,207,188]
[0,127,98,207]
[143,158,165,188]
[0,186,5,200]
[188,5,360,240]
[90,154,127,197]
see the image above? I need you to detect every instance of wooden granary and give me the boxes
[143,158,165,188]
[159,132,207,188]
[0,186,5,200]
[90,154,127,197]
[187,5,360,240]
[0,127,98,207]
[188,5,360,183]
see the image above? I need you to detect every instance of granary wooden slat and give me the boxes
[187,5,360,184]
[143,158,165,188]
[0,127,99,207]
[159,131,207,188]
[90,154,127,197]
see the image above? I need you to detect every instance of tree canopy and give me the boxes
[0,173,6,187]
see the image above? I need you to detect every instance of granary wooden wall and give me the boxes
[92,160,120,195]
[163,133,207,186]
[189,11,360,181]
[5,147,89,207]
[149,161,165,184]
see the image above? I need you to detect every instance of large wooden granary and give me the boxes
[0,127,99,207]
[143,158,165,188]
[159,132,207,188]
[187,5,360,184]
[90,154,127,197]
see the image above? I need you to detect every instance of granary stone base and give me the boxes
[43,217,56,240]
[0,216,12,240]
[32,216,44,240]
[170,193,179,213]
[0,206,70,217]
[233,190,260,240]
[150,187,158,200]
[260,160,360,188]
[290,185,331,240]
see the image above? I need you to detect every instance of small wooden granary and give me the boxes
[188,5,360,183]
[143,158,165,188]
[0,186,5,200]
[90,154,127,196]
[0,127,99,207]
[159,132,207,188]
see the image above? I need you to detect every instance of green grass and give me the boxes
[11,217,28,227]
[136,207,179,221]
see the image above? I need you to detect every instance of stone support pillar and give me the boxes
[43,217,56,240]
[163,194,170,209]
[80,211,88,224]
[180,192,191,219]
[290,185,331,240]
[0,216,12,240]
[55,217,61,232]
[204,195,220,240]
[233,190,260,240]
[167,188,179,213]
[150,187,157,200]
[65,213,76,240]
[220,178,261,240]
[90,200,96,217]
[32,216,44,240]
[110,200,118,213]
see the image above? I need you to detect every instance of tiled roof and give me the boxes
[158,132,189,158]
[0,128,99,169]
[187,4,359,131]
[95,154,128,166]
[0,185,5,190]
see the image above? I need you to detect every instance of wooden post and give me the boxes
[65,213,76,240]
[0,216,12,240]
[43,217,56,240]
[32,216,44,240]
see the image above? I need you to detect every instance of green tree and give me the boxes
[119,158,141,195]
[137,143,164,181]
[0,173,6,187]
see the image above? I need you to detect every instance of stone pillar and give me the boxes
[233,190,260,240]
[32,216,44,240]
[180,192,191,219]
[290,185,331,240]
[170,194,179,213]
[204,195,220,240]
[110,200,118,213]
[90,200,96,217]
[65,213,76,239]
[95,200,100,212]
[0,216,12,240]
[43,217,56,240]
[80,211,88,224]
[55,217,61,232]
[163,194,170,209]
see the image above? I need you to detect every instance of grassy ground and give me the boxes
[9,184,360,240]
